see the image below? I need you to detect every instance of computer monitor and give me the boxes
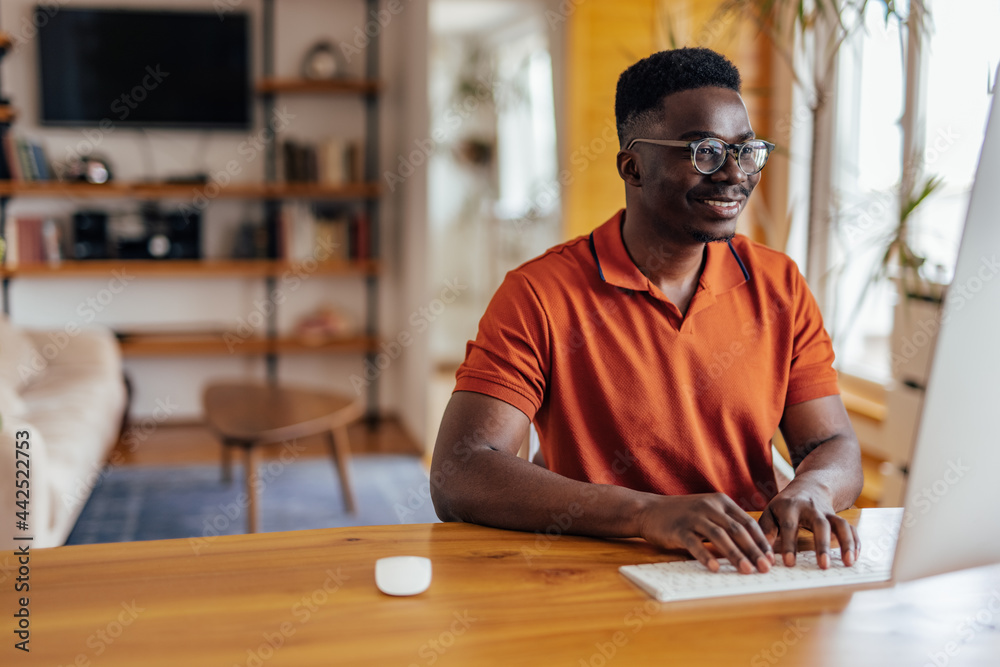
[892,65,1000,582]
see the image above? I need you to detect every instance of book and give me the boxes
[346,141,363,182]
[6,217,46,266]
[353,209,370,259]
[3,133,22,181]
[3,216,16,265]
[314,215,349,262]
[279,202,326,262]
[42,219,62,264]
[282,140,319,183]
[283,138,359,185]
[30,142,50,180]
[0,129,10,181]
[317,138,362,185]
[318,138,346,186]
[15,136,34,180]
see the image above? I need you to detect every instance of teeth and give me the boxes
[704,200,738,208]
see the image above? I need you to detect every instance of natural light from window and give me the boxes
[831,0,1000,382]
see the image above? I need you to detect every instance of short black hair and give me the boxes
[615,48,742,147]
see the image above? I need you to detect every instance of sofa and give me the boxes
[0,316,127,549]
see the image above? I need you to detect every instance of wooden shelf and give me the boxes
[0,105,15,124]
[256,78,380,95]
[0,181,381,200]
[0,32,12,51]
[119,333,377,358]
[2,259,379,279]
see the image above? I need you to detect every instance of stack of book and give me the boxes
[3,217,61,266]
[278,203,370,263]
[0,134,50,181]
[282,138,362,185]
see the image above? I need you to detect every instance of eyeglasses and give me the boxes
[626,137,776,175]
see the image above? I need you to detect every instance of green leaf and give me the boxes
[900,174,944,224]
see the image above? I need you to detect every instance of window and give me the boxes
[829,0,1000,382]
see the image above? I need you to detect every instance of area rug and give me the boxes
[65,455,441,545]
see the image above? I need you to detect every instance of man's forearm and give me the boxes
[431,391,776,572]
[432,447,656,540]
[786,435,864,511]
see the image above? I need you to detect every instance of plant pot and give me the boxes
[890,276,947,389]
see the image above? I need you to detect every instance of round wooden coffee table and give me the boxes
[203,382,363,533]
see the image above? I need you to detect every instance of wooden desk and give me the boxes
[15,508,1000,666]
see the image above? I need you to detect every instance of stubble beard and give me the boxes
[686,224,736,244]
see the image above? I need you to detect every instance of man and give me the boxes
[430,48,863,574]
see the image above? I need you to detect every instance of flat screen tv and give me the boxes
[37,7,250,129]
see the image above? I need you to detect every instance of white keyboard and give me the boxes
[620,549,893,602]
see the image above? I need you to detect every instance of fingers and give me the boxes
[682,535,720,573]
[802,509,831,569]
[760,492,862,569]
[727,507,775,568]
[647,494,778,574]
[696,508,772,574]
[797,511,862,568]
[830,516,860,566]
[758,508,778,547]
[697,523,755,574]
[769,504,861,569]
[776,506,801,567]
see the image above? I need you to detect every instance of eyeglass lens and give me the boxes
[695,139,769,175]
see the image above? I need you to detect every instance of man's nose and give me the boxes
[712,149,749,184]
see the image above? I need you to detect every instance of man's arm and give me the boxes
[431,391,775,574]
[762,395,864,568]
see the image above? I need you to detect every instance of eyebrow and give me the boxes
[678,129,757,142]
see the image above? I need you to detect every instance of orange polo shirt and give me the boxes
[455,210,840,510]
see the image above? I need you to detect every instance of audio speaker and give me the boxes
[72,211,109,260]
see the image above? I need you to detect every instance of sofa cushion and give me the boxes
[22,328,126,474]
[0,316,38,392]
[0,326,126,550]
[0,383,26,424]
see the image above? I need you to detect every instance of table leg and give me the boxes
[245,445,260,533]
[328,427,357,514]
[221,440,233,483]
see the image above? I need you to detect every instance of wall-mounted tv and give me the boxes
[36,7,251,129]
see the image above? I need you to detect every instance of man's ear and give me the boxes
[617,149,642,187]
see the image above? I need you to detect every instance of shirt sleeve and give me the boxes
[785,267,841,406]
[454,271,550,420]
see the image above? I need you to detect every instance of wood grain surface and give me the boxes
[16,508,1000,666]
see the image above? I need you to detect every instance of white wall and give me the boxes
[0,0,431,446]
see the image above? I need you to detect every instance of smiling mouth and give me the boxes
[694,198,744,217]
[701,199,740,210]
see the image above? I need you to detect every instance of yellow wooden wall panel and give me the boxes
[562,0,785,247]
[564,0,657,240]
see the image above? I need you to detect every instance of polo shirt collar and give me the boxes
[589,209,750,296]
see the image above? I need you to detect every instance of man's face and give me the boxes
[633,86,761,244]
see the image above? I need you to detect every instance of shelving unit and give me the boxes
[0,181,381,199]
[117,333,377,358]
[0,1,384,420]
[1,258,379,279]
[0,29,14,297]
[256,78,380,95]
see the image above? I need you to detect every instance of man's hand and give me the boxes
[770,395,865,569]
[759,473,860,569]
[638,493,775,574]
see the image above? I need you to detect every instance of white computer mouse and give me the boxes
[375,556,432,596]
